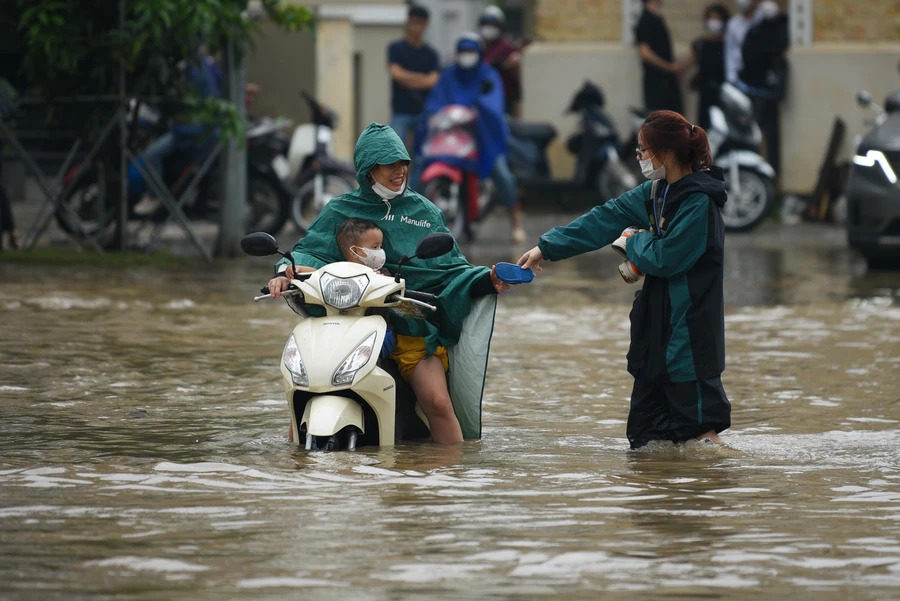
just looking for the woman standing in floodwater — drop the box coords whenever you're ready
[518,110,731,449]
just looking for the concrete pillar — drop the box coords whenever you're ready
[316,17,355,161]
[217,38,248,258]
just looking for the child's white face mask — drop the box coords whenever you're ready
[351,246,386,271]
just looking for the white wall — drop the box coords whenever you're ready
[780,44,900,193]
[246,22,316,126]
[417,0,488,66]
[521,41,900,194]
[520,42,697,182]
[354,25,404,133]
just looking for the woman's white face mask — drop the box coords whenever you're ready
[371,178,406,200]
[457,52,480,69]
[705,18,724,35]
[639,154,667,181]
[759,0,779,19]
[480,25,501,42]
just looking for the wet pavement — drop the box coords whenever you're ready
[1,213,899,600]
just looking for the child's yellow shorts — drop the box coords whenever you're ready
[389,335,449,381]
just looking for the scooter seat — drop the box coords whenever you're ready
[629,106,649,119]
[508,120,557,146]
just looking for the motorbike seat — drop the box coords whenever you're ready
[629,107,649,119]
[508,120,557,146]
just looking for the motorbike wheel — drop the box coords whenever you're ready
[423,176,465,241]
[597,160,639,201]
[304,427,361,451]
[246,174,289,235]
[291,171,356,235]
[721,168,776,232]
[54,162,121,249]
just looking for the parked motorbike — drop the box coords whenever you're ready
[509,80,638,203]
[56,101,294,248]
[286,91,357,234]
[242,231,458,450]
[847,79,900,269]
[419,105,494,241]
[624,83,776,232]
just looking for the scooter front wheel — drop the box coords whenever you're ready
[304,426,361,452]
[424,177,465,241]
[721,168,776,232]
[291,171,356,235]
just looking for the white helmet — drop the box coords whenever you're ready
[479,5,506,28]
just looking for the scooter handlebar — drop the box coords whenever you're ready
[403,290,439,304]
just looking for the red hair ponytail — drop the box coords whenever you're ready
[639,110,712,172]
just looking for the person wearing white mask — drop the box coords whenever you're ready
[724,0,761,85]
[683,4,731,130]
[421,34,526,242]
[478,6,523,118]
[518,111,731,450]
[739,0,789,177]
[268,123,511,444]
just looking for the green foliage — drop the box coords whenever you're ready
[12,0,313,139]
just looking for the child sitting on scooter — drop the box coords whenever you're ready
[336,218,450,383]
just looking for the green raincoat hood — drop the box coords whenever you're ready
[353,123,411,197]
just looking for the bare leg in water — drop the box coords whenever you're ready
[409,355,463,444]
[695,430,723,443]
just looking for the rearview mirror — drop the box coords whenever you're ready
[857,90,873,107]
[414,233,455,259]
[241,232,279,257]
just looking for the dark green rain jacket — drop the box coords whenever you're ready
[276,123,492,356]
[538,169,728,384]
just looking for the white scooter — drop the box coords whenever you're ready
[286,92,357,235]
[242,231,484,450]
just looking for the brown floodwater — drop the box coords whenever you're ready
[1,221,899,600]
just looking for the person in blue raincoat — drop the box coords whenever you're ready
[417,33,526,243]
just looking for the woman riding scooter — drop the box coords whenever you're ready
[268,123,510,444]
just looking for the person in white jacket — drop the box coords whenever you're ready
[724,0,761,84]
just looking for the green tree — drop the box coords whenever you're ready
[9,0,313,139]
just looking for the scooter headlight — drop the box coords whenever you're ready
[320,273,369,310]
[853,150,898,184]
[282,335,308,387]
[332,331,377,386]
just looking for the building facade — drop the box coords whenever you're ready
[526,0,900,193]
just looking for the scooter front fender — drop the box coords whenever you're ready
[421,162,464,185]
[716,150,776,179]
[301,395,365,437]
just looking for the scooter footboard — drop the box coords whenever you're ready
[300,395,365,437]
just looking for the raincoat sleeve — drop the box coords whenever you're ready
[537,182,651,262]
[396,196,490,354]
[626,193,709,279]
[274,203,344,273]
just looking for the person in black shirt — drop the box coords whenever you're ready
[387,5,440,151]
[686,4,730,130]
[739,0,789,176]
[634,0,689,114]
